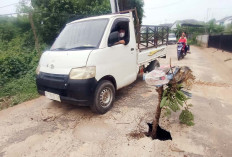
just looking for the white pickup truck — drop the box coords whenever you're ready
[36,11,168,114]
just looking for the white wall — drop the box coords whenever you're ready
[196,35,209,47]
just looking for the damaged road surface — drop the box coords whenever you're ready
[1,45,232,157]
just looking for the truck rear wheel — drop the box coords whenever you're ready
[91,80,115,114]
[145,60,160,72]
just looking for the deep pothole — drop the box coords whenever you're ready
[146,123,172,141]
[128,123,172,141]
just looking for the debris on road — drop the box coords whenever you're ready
[127,131,145,140]
[224,58,232,62]
[144,60,195,139]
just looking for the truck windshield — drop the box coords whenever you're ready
[50,19,109,51]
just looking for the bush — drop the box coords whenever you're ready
[0,49,39,83]
[0,55,27,78]
[0,53,40,109]
[179,109,194,126]
[0,15,44,109]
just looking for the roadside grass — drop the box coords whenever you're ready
[0,67,39,110]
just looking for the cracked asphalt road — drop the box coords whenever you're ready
[0,45,232,157]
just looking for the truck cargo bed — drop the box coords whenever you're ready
[138,45,167,66]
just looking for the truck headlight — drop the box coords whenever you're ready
[69,66,96,80]
[36,65,40,75]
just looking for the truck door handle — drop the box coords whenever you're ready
[131,48,134,51]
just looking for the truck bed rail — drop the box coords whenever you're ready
[115,8,169,50]
[138,25,169,50]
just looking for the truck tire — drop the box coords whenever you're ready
[145,60,160,72]
[91,80,115,114]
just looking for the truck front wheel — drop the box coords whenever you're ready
[91,80,115,114]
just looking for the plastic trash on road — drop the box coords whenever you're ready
[144,65,195,87]
[158,65,170,73]
[144,69,169,86]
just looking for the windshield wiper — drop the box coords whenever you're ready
[65,46,96,51]
[50,48,67,51]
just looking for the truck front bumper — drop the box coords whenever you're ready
[36,72,97,105]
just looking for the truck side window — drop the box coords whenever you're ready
[108,18,130,46]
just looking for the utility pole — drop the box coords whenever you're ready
[110,0,119,13]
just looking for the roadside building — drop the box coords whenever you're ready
[216,16,232,27]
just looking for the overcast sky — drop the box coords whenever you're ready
[0,0,19,15]
[1,0,232,25]
[143,0,232,25]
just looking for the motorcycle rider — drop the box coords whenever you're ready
[178,33,187,55]
[178,33,187,43]
[181,32,189,53]
[181,32,187,43]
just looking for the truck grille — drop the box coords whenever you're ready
[37,72,69,91]
[40,72,67,82]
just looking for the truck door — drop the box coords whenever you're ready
[106,18,137,88]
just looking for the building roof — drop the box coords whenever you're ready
[176,19,204,25]
[172,19,204,27]
[159,23,173,28]
[217,16,232,23]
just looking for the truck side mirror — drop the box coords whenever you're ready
[108,31,119,47]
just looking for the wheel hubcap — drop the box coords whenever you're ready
[99,87,112,108]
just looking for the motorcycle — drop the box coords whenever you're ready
[177,42,186,60]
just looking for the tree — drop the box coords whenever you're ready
[206,19,224,34]
[0,17,17,42]
[31,0,111,44]
[118,0,144,24]
[0,15,34,50]
[174,24,184,39]
[225,24,232,33]
[145,65,195,139]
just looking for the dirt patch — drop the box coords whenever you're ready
[195,80,232,87]
[127,131,145,140]
[0,96,12,110]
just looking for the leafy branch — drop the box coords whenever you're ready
[160,64,195,126]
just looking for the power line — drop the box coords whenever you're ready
[0,11,87,17]
[0,12,22,16]
[144,0,182,10]
[0,2,18,9]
